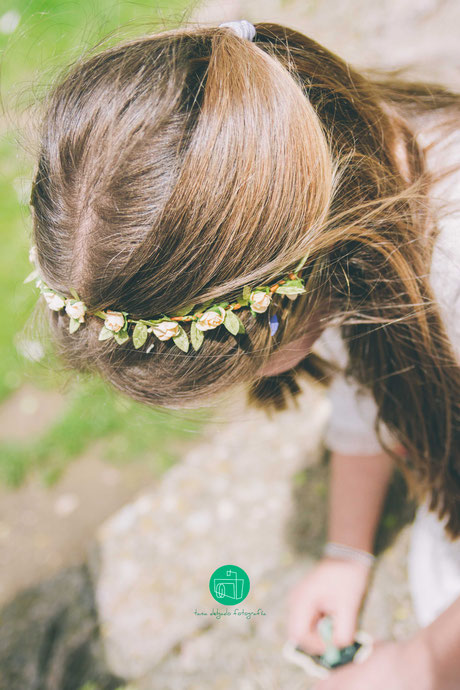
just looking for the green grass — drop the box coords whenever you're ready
[0,375,211,487]
[0,0,212,485]
[0,0,199,90]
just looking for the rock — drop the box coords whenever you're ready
[122,560,319,690]
[0,564,125,690]
[129,533,418,690]
[133,535,418,690]
[89,382,329,679]
[134,566,314,690]
[362,527,419,641]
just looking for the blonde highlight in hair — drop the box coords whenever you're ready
[29,22,460,534]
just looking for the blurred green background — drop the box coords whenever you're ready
[0,0,210,488]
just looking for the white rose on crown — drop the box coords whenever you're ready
[104,310,125,333]
[151,321,180,341]
[43,291,66,311]
[196,307,226,331]
[65,299,87,323]
[249,291,271,313]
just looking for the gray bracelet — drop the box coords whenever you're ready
[323,541,376,568]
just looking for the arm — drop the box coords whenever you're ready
[289,328,403,652]
[287,448,396,652]
[328,449,395,553]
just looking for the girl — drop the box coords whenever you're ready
[27,21,460,688]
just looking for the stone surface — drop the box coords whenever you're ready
[89,381,329,679]
[134,564,313,690]
[135,534,419,690]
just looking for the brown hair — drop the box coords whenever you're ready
[29,23,460,534]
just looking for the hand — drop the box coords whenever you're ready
[287,557,372,654]
[312,636,434,690]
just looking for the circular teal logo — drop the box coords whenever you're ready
[209,565,250,605]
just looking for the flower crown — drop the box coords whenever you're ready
[25,246,310,353]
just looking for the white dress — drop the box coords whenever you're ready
[312,122,460,627]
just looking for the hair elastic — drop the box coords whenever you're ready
[218,20,256,41]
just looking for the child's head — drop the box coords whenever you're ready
[29,22,460,533]
[29,23,337,409]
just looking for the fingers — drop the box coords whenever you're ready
[288,587,356,653]
[298,608,326,655]
[288,599,323,653]
[287,586,326,654]
[286,560,368,657]
[332,605,358,648]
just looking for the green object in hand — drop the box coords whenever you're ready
[317,616,341,666]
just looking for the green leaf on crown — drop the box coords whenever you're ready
[69,287,80,301]
[98,325,114,341]
[147,318,167,326]
[195,298,215,314]
[236,314,246,334]
[173,326,189,353]
[190,321,204,351]
[69,318,81,334]
[293,249,310,274]
[277,278,305,289]
[174,303,195,317]
[132,322,149,349]
[242,285,251,301]
[276,279,306,296]
[119,313,129,332]
[114,330,130,345]
[223,310,240,336]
